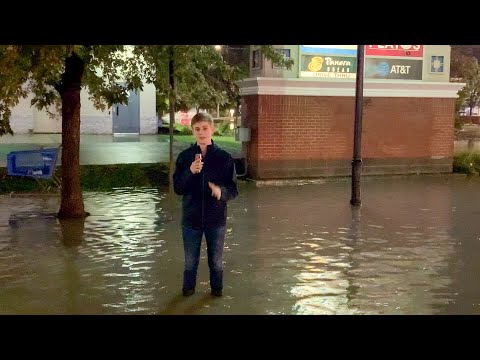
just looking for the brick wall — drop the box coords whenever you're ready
[242,95,456,179]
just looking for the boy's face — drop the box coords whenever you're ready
[192,120,214,146]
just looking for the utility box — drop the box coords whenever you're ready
[235,127,251,142]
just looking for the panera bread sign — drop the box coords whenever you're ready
[366,45,423,58]
[300,55,357,78]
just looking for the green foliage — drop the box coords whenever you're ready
[135,45,239,112]
[79,164,169,189]
[450,46,480,116]
[174,124,193,135]
[1,44,294,136]
[171,120,234,137]
[156,92,169,116]
[0,164,170,193]
[135,45,294,116]
[453,151,480,175]
[260,45,295,70]
[0,45,146,136]
[214,120,234,136]
[160,134,241,154]
[450,46,478,79]
[454,114,463,130]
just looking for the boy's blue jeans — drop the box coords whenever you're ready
[182,225,226,291]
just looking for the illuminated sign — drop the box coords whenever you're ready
[365,58,423,80]
[300,45,357,56]
[430,56,444,73]
[365,45,423,57]
[300,55,357,78]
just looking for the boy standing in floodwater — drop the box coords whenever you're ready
[173,113,238,297]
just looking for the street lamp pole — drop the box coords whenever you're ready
[169,45,176,197]
[350,45,365,207]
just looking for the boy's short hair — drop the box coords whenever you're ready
[191,112,214,127]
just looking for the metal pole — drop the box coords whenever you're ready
[350,45,364,206]
[169,46,175,196]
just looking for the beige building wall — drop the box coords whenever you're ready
[8,85,156,135]
[250,45,299,79]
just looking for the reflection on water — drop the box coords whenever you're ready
[0,175,480,314]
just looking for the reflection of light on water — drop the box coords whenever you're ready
[290,269,359,315]
[78,188,169,313]
[289,234,360,315]
[1,176,478,314]
[347,231,455,314]
[289,221,456,315]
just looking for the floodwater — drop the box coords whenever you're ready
[1,174,480,315]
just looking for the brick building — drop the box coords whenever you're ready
[237,45,465,179]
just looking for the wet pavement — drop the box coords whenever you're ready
[0,174,480,315]
[0,134,241,167]
[0,132,474,168]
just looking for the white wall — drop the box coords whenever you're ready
[423,45,451,82]
[79,89,112,134]
[8,84,157,135]
[10,95,34,134]
[139,83,157,134]
[33,103,62,133]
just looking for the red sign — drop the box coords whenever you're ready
[365,45,423,57]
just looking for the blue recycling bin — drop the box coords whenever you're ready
[7,148,59,179]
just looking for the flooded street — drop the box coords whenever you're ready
[1,174,480,315]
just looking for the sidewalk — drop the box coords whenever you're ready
[0,134,172,144]
[0,134,242,167]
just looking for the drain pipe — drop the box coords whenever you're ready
[233,100,250,178]
[236,145,248,178]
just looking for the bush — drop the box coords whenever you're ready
[454,115,463,130]
[174,124,193,135]
[214,121,234,137]
[172,122,231,137]
[453,151,480,175]
[0,164,170,194]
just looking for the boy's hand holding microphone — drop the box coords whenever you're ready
[190,153,221,200]
[190,153,203,174]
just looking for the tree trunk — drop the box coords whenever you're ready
[59,218,86,247]
[57,52,88,219]
[164,46,176,222]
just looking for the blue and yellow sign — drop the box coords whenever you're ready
[301,55,357,79]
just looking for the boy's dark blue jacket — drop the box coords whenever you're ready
[173,141,238,229]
